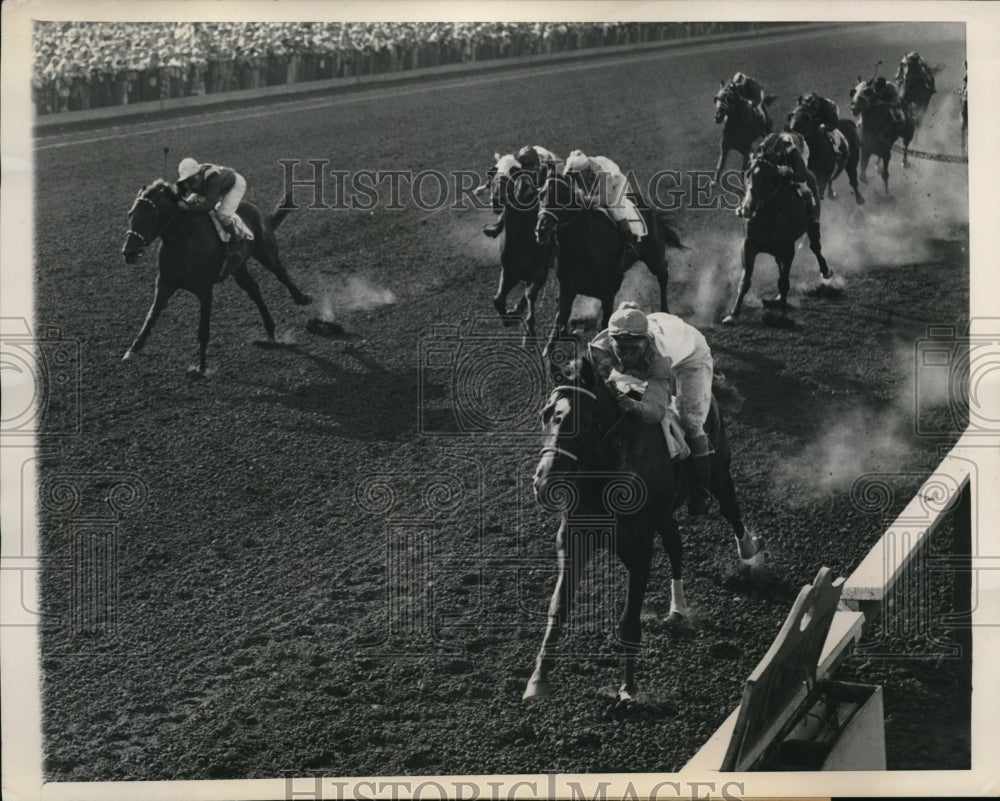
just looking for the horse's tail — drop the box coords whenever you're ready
[653,211,686,251]
[270,191,295,230]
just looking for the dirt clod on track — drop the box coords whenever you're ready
[33,22,969,780]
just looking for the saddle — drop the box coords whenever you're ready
[209,210,255,243]
[609,373,691,461]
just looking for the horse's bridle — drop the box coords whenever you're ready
[539,383,627,465]
[126,189,179,250]
[743,157,783,219]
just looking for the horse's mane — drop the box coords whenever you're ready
[146,178,179,201]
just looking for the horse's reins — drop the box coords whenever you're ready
[539,384,628,464]
[126,191,181,249]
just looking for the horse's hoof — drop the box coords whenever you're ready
[821,269,834,281]
[617,685,637,706]
[254,338,279,348]
[522,678,551,700]
[122,350,134,362]
[186,367,207,380]
[721,314,736,326]
[295,293,313,306]
[855,195,866,206]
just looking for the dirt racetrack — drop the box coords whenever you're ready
[32,21,970,779]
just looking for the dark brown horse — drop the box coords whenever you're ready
[121,180,311,376]
[786,103,865,205]
[723,155,831,324]
[525,355,762,703]
[713,81,775,183]
[534,173,684,358]
[487,154,554,345]
[849,77,915,192]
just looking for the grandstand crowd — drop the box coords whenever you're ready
[33,20,774,115]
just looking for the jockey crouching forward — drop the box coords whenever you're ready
[800,92,841,131]
[590,302,715,515]
[895,51,936,99]
[483,144,562,239]
[176,158,249,272]
[742,132,820,227]
[730,71,768,128]
[562,149,646,267]
[871,76,907,135]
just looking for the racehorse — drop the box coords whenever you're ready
[534,173,684,358]
[897,58,938,130]
[121,179,312,376]
[722,154,832,324]
[713,80,775,183]
[487,153,554,344]
[849,77,914,192]
[786,103,865,206]
[525,355,763,703]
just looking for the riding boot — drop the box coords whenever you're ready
[687,434,713,516]
[483,210,506,238]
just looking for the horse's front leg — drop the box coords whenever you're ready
[493,266,520,326]
[524,520,587,700]
[807,221,831,281]
[193,288,214,376]
[124,276,177,361]
[881,152,892,196]
[233,265,277,343]
[859,150,870,184]
[617,534,653,704]
[542,285,576,361]
[659,516,690,621]
[722,237,757,324]
[714,142,730,185]
[522,274,546,346]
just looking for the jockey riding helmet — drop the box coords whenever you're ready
[608,302,648,339]
[563,149,590,175]
[178,158,201,182]
[517,146,540,170]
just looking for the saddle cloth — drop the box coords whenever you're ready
[609,372,691,461]
[209,210,255,243]
[827,128,849,160]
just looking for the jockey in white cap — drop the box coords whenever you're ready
[483,144,562,238]
[176,157,249,270]
[589,301,715,515]
[562,149,646,263]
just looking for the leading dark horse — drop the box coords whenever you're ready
[713,81,775,183]
[849,77,915,193]
[786,103,865,206]
[121,180,312,375]
[525,355,763,702]
[487,154,554,345]
[723,155,831,324]
[534,173,684,358]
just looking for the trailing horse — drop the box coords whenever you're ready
[713,81,775,183]
[525,355,763,703]
[722,155,831,324]
[486,153,554,345]
[849,77,915,192]
[534,173,684,358]
[121,180,311,376]
[786,103,865,206]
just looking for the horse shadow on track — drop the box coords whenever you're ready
[236,343,419,442]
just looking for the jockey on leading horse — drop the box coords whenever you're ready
[740,131,820,226]
[589,302,716,515]
[895,51,936,103]
[729,71,769,129]
[176,157,250,272]
[561,149,645,265]
[483,145,562,238]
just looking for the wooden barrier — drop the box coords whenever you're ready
[685,440,974,772]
